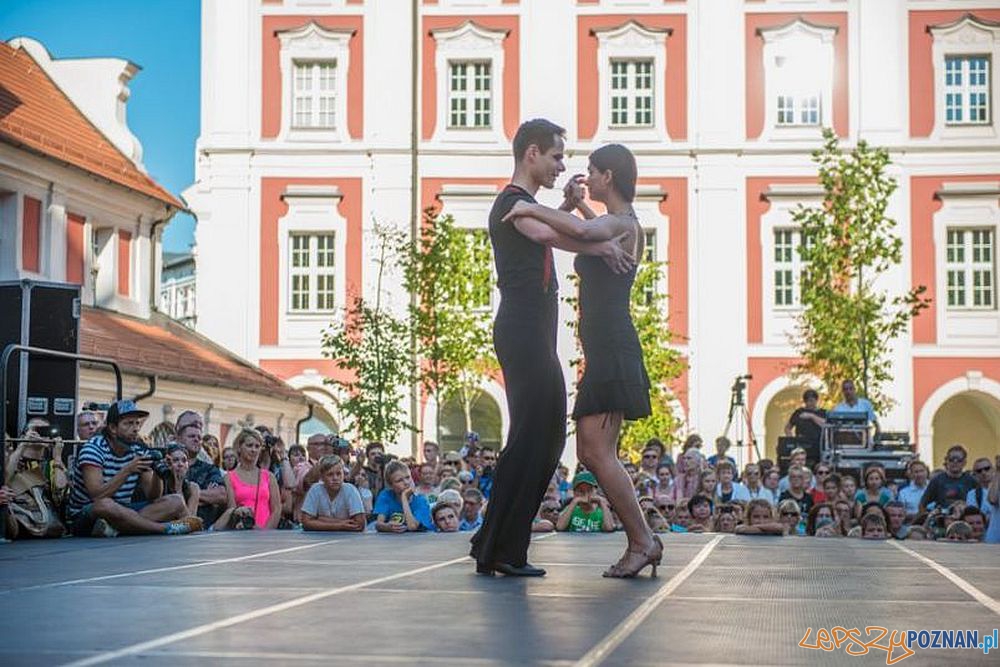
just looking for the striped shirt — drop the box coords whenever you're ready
[68,434,144,516]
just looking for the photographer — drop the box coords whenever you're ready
[66,400,201,536]
[352,442,387,498]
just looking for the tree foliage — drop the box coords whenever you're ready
[322,225,414,443]
[793,128,929,411]
[399,209,498,436]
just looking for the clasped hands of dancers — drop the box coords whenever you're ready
[469,119,661,579]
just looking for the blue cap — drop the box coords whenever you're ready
[106,399,150,424]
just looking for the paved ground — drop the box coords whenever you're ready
[0,530,998,666]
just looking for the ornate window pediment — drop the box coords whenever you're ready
[929,14,1000,141]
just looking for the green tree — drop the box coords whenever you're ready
[564,259,686,460]
[399,209,498,439]
[793,128,929,411]
[322,225,414,443]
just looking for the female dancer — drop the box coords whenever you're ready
[504,144,661,577]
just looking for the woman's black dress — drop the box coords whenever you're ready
[571,249,651,420]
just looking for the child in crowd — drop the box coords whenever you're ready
[860,512,888,540]
[373,461,433,533]
[163,444,200,517]
[855,465,893,507]
[432,503,460,532]
[735,498,786,535]
[300,456,366,532]
[557,472,614,533]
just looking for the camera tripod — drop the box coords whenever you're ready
[722,374,762,463]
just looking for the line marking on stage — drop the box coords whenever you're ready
[60,555,471,667]
[5,538,344,594]
[574,534,725,667]
[890,540,1000,617]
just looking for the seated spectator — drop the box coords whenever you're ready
[742,464,774,504]
[966,457,994,523]
[356,442,388,499]
[163,444,200,517]
[300,456,366,532]
[175,411,212,465]
[810,464,833,503]
[373,461,433,533]
[422,440,442,473]
[687,495,714,532]
[415,462,440,504]
[985,455,1000,544]
[557,472,614,533]
[672,499,693,532]
[201,434,222,468]
[715,504,739,533]
[176,420,226,528]
[644,505,672,534]
[715,461,750,504]
[778,448,810,494]
[66,400,200,537]
[698,469,718,499]
[777,499,805,536]
[763,468,782,504]
[221,447,237,471]
[860,512,888,540]
[215,429,281,530]
[638,444,662,483]
[960,507,986,542]
[439,476,462,493]
[436,489,463,513]
[432,503,460,532]
[735,498,785,535]
[681,433,704,461]
[460,488,484,531]
[906,526,930,540]
[884,501,908,539]
[643,437,673,467]
[654,462,674,498]
[806,503,840,537]
[779,466,815,517]
[353,471,374,514]
[855,464,893,507]
[898,460,929,519]
[821,472,842,504]
[920,445,977,512]
[670,451,702,501]
[532,500,560,533]
[76,410,101,442]
[944,521,973,542]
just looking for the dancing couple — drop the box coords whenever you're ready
[470,119,660,578]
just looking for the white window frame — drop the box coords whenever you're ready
[944,227,995,310]
[930,15,1000,141]
[277,21,354,143]
[291,60,337,130]
[447,60,493,130]
[593,20,670,143]
[277,185,348,354]
[760,184,825,346]
[758,19,836,141]
[288,232,338,314]
[431,21,508,144]
[933,182,1000,347]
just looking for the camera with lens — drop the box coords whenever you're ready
[144,449,171,478]
[731,374,753,393]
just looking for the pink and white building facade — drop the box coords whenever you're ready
[186,0,1000,466]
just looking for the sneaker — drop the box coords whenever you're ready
[164,516,204,535]
[90,518,119,538]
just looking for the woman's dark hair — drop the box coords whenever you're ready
[288,444,306,459]
[512,118,566,161]
[589,143,637,202]
[806,502,835,536]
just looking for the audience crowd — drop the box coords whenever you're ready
[2,401,998,547]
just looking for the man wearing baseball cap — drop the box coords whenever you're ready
[66,399,202,537]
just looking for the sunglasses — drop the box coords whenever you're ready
[657,504,675,511]
[947,456,966,463]
[781,511,800,517]
[815,469,830,475]
[975,466,992,473]
[642,454,658,460]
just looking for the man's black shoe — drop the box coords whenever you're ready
[493,562,546,577]
[475,562,496,576]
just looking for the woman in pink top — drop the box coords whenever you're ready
[670,450,702,502]
[216,429,280,529]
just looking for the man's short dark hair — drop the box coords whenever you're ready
[644,438,665,456]
[365,441,384,455]
[512,118,565,161]
[803,389,819,401]
[462,488,484,503]
[962,506,984,520]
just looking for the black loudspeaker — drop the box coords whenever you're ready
[777,436,821,475]
[0,280,80,440]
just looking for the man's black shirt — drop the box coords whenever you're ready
[788,407,827,444]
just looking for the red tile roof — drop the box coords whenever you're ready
[80,306,306,403]
[0,41,184,209]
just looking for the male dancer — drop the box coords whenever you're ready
[470,119,634,576]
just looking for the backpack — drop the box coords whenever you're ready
[7,465,66,539]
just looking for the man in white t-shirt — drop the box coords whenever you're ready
[301,456,366,531]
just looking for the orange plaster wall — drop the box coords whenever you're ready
[745,176,816,344]
[117,230,131,297]
[638,177,688,339]
[747,356,801,421]
[577,14,687,141]
[259,358,350,383]
[21,196,41,273]
[745,12,849,140]
[420,176,510,217]
[261,15,364,140]
[912,357,1000,435]
[66,212,85,285]
[910,173,1000,345]
[909,10,1000,138]
[259,177,364,347]
[421,16,520,141]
